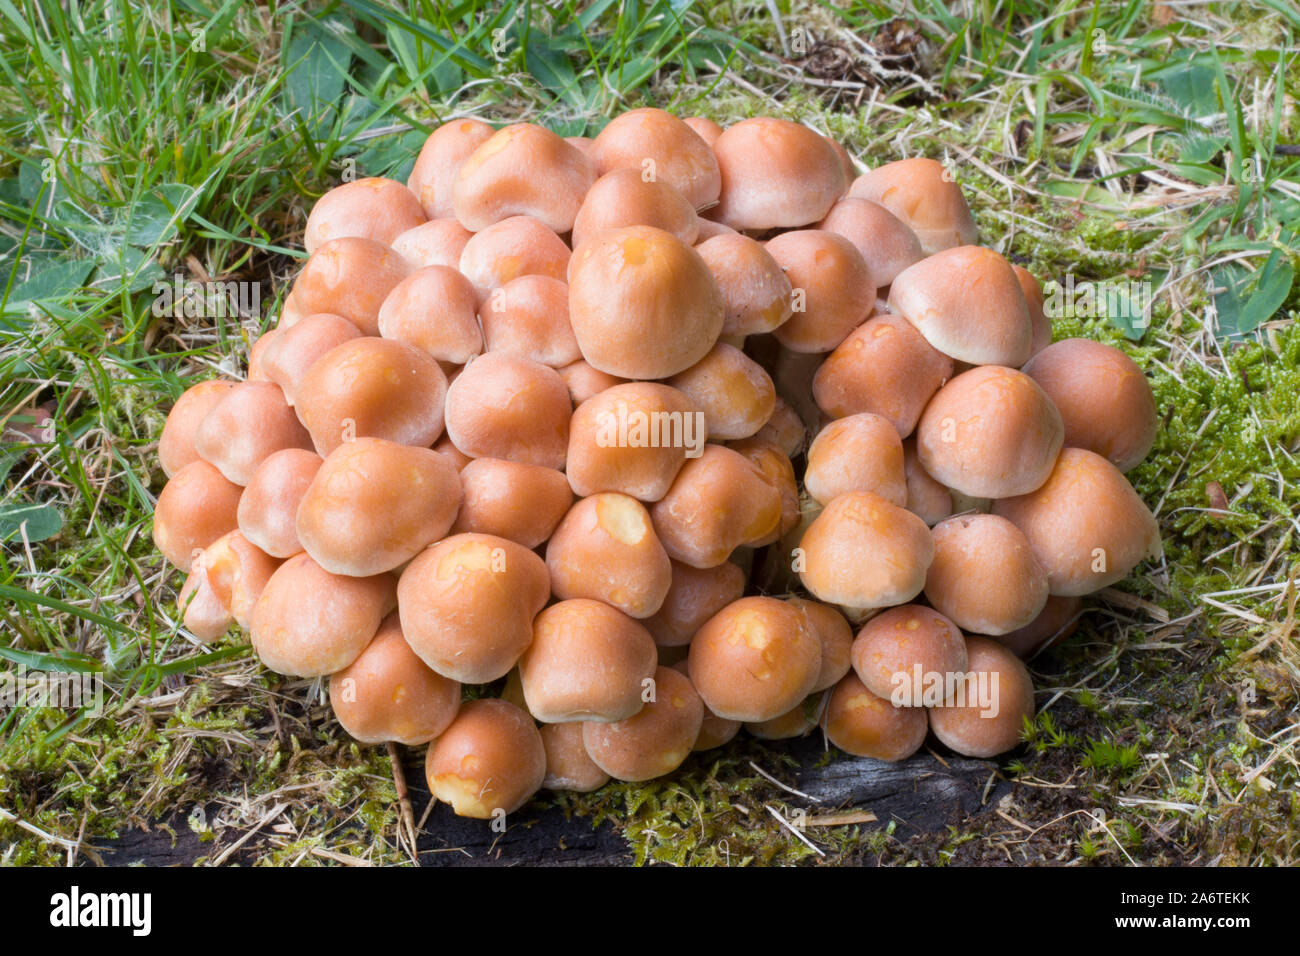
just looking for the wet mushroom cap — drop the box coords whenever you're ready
[158,379,235,478]
[823,671,928,761]
[540,722,610,792]
[711,117,846,230]
[581,665,704,782]
[153,460,244,572]
[848,157,978,255]
[924,513,1049,636]
[425,699,546,818]
[304,177,426,254]
[804,412,907,507]
[292,236,411,336]
[850,604,968,703]
[237,448,323,559]
[927,636,1036,758]
[450,457,573,549]
[590,107,722,209]
[443,352,571,470]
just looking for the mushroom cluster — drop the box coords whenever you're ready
[153,108,1163,820]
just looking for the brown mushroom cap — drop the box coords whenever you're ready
[457,214,571,298]
[812,313,953,436]
[1021,338,1157,473]
[390,217,475,270]
[408,118,496,219]
[682,116,723,147]
[767,230,875,353]
[377,266,482,365]
[649,444,782,569]
[925,514,1049,635]
[295,337,448,457]
[236,448,322,559]
[304,177,426,255]
[443,352,571,469]
[559,360,627,407]
[193,381,313,486]
[259,313,362,407]
[992,447,1162,596]
[571,167,700,249]
[246,328,280,382]
[295,437,461,577]
[566,382,701,502]
[540,722,611,792]
[159,380,236,478]
[153,460,243,572]
[728,435,799,545]
[902,437,953,527]
[292,237,411,336]
[178,529,280,640]
[669,658,741,750]
[711,117,846,230]
[991,594,1084,659]
[479,274,581,368]
[753,396,807,458]
[848,157,978,255]
[644,560,746,647]
[850,604,968,703]
[745,694,822,740]
[889,246,1033,367]
[278,290,305,330]
[452,123,596,233]
[928,636,1035,758]
[581,665,704,781]
[915,365,1064,498]
[397,533,550,683]
[425,698,546,817]
[826,136,859,188]
[798,491,935,609]
[568,225,724,380]
[451,457,572,549]
[804,412,907,507]
[790,598,854,692]
[665,342,775,441]
[1013,265,1052,358]
[328,612,461,745]
[688,596,822,722]
[695,233,794,338]
[519,598,658,722]
[823,671,928,761]
[250,552,396,677]
[590,107,722,210]
[816,197,924,290]
[546,494,672,619]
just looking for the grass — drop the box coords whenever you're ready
[1,0,1298,866]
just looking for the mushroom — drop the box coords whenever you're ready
[901,437,953,527]
[478,274,581,368]
[644,560,745,647]
[825,136,859,189]
[236,448,323,559]
[249,553,396,677]
[728,435,799,545]
[665,342,775,441]
[407,117,496,219]
[246,329,280,382]
[443,352,571,469]
[745,694,822,740]
[558,359,627,407]
[451,457,572,549]
[304,177,426,254]
[152,460,243,572]
[425,699,546,817]
[158,379,235,477]
[925,514,1049,635]
[711,117,845,230]
[850,604,968,704]
[570,167,700,249]
[396,533,550,683]
[568,225,724,380]
[377,265,482,366]
[848,157,978,255]
[434,433,473,472]
[822,671,928,761]
[518,598,658,722]
[590,107,721,209]
[193,380,313,485]
[804,412,907,507]
[992,447,1162,596]
[328,612,461,745]
[581,665,704,781]
[457,214,571,299]
[990,594,1084,659]
[682,115,723,147]
[390,218,474,270]
[540,722,610,792]
[178,529,280,640]
[1021,338,1157,473]
[1013,264,1052,358]
[278,290,305,329]
[767,230,875,353]
[259,312,362,406]
[790,598,854,692]
[928,636,1035,758]
[816,197,924,291]
[292,237,411,336]
[669,659,741,751]
[295,437,462,577]
[915,365,1064,499]
[694,233,794,338]
[753,396,806,458]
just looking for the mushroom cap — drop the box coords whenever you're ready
[816,197,924,289]
[798,491,935,609]
[590,107,722,210]
[407,118,496,219]
[457,214,571,298]
[396,533,550,683]
[566,382,700,501]
[425,699,546,817]
[260,313,363,407]
[390,217,474,270]
[519,598,658,722]
[812,312,953,436]
[246,328,280,382]
[915,365,1064,499]
[848,157,978,255]
[745,695,821,740]
[804,412,907,507]
[278,290,305,329]
[581,665,704,781]
[451,457,573,549]
[571,167,700,249]
[304,177,426,255]
[711,117,846,230]
[159,379,236,478]
[237,447,323,559]
[695,233,793,337]
[295,437,461,577]
[682,116,723,147]
[823,671,928,761]
[693,217,737,241]
[1021,338,1157,473]
[927,636,1035,758]
[728,435,799,545]
[328,613,461,745]
[992,447,1161,596]
[669,659,741,750]
[925,514,1049,635]
[443,352,571,470]
[901,437,954,527]
[649,444,782,569]
[665,342,775,441]
[1013,265,1052,358]
[568,225,724,380]
[990,594,1084,659]
[377,266,482,365]
[559,360,627,407]
[292,237,411,336]
[753,396,807,458]
[789,598,854,692]
[152,460,243,572]
[850,604,968,703]
[194,380,313,486]
[889,246,1033,367]
[644,560,746,647]
[687,596,822,722]
[479,274,581,368]
[540,722,610,792]
[178,529,280,640]
[826,136,859,188]
[295,337,448,456]
[250,553,396,677]
[768,229,876,353]
[452,123,596,233]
